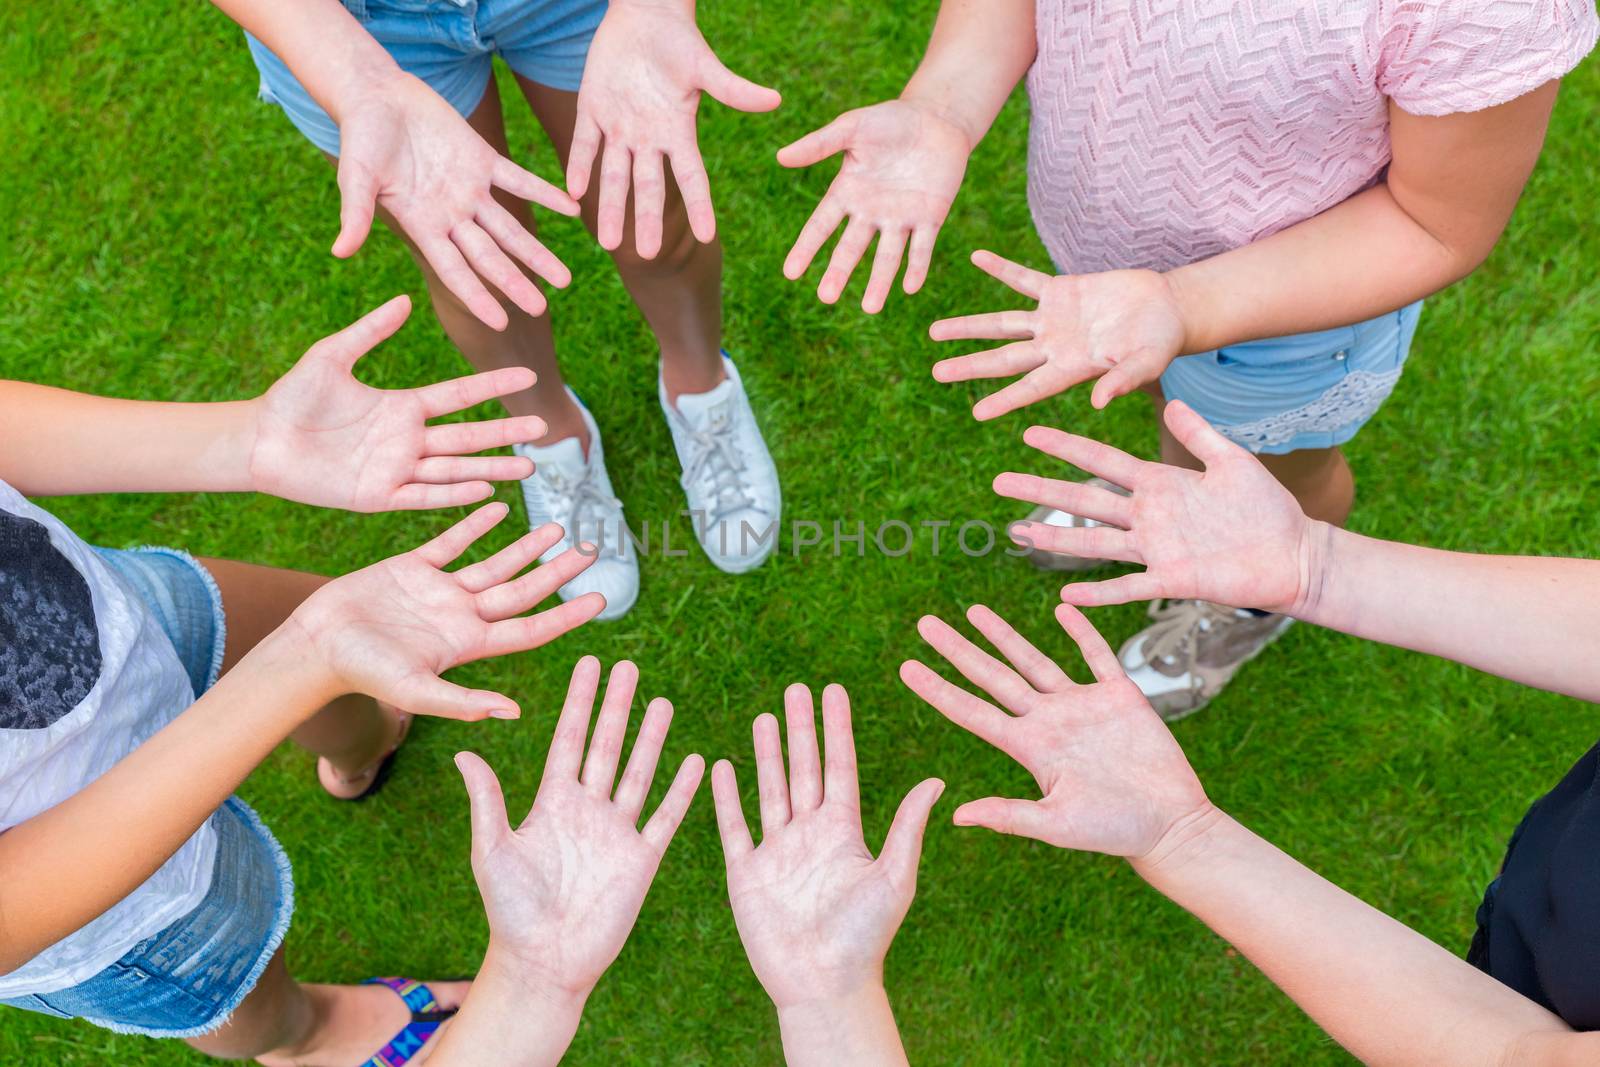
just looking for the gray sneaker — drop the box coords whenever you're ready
[1020,476,1131,571]
[1118,599,1293,721]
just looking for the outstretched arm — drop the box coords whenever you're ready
[901,603,1600,1066]
[994,399,1600,702]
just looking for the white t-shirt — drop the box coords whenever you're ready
[0,479,217,998]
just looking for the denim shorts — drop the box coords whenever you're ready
[0,548,295,1038]
[246,0,609,156]
[1159,300,1423,455]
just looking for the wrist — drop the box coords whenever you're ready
[1288,519,1338,620]
[322,46,412,125]
[260,615,347,711]
[1158,267,1205,356]
[897,86,983,155]
[479,942,593,1014]
[1128,801,1231,884]
[776,982,906,1067]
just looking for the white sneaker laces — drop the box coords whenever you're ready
[680,412,754,520]
[538,466,623,554]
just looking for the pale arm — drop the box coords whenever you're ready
[209,0,397,123]
[898,0,1037,147]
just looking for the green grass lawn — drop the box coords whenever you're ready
[3,2,1599,1064]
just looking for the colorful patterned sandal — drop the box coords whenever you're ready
[359,977,456,1066]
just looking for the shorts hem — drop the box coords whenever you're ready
[131,546,228,691]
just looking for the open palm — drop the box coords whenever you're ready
[713,685,942,1008]
[455,658,704,995]
[994,400,1315,613]
[901,604,1209,859]
[930,252,1186,418]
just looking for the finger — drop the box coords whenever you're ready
[582,660,639,797]
[876,778,945,886]
[966,604,1070,692]
[414,502,510,568]
[902,224,937,295]
[631,150,667,260]
[927,310,1034,343]
[455,751,510,857]
[953,796,1051,841]
[931,341,1043,385]
[1059,572,1167,608]
[566,112,602,200]
[753,712,790,836]
[413,454,533,485]
[666,144,716,243]
[452,220,548,319]
[698,53,782,112]
[641,753,706,853]
[392,671,518,721]
[1011,521,1144,565]
[596,141,633,252]
[818,217,875,305]
[332,158,378,258]
[916,614,1035,710]
[782,684,822,813]
[476,198,573,289]
[416,366,538,418]
[316,294,412,370]
[861,227,907,315]
[424,414,547,456]
[776,113,854,168]
[973,365,1085,422]
[1022,425,1148,490]
[416,232,507,331]
[820,683,859,811]
[1056,603,1126,684]
[455,523,564,593]
[783,196,846,281]
[541,655,603,788]
[1163,399,1241,467]
[479,591,606,658]
[711,758,754,861]
[992,472,1132,527]
[491,155,581,217]
[971,249,1050,300]
[614,696,673,822]
[389,481,495,510]
[476,544,596,622]
[897,659,1014,752]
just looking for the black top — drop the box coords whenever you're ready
[0,507,103,731]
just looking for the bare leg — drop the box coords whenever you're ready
[514,76,726,402]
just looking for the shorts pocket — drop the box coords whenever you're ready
[1215,323,1361,369]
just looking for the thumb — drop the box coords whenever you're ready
[1089,351,1166,410]
[391,671,520,722]
[455,751,511,856]
[776,112,854,168]
[1162,399,1241,467]
[877,778,945,886]
[314,294,411,372]
[952,796,1049,842]
[698,51,781,113]
[332,158,378,258]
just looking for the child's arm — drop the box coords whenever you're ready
[0,505,600,975]
[711,685,943,1066]
[901,604,1600,1067]
[993,400,1600,702]
[425,658,705,1067]
[208,0,578,329]
[0,297,541,510]
[930,84,1561,417]
[778,0,1036,313]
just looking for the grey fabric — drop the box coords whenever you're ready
[0,508,102,730]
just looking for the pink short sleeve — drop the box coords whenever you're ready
[1378,0,1599,115]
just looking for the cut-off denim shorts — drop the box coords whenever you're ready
[1159,300,1423,455]
[246,0,609,156]
[0,548,295,1038]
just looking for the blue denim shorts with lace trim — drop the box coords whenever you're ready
[1159,300,1423,455]
[0,548,295,1038]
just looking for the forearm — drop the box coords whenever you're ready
[208,0,403,120]
[776,985,909,1067]
[426,946,587,1067]
[0,629,334,974]
[0,381,259,497]
[1296,523,1600,702]
[1132,809,1590,1067]
[900,0,1036,148]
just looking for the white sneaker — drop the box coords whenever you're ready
[513,392,639,621]
[659,354,781,574]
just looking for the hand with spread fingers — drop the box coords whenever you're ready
[778,99,972,313]
[712,684,940,1066]
[333,74,580,329]
[996,400,1315,614]
[568,0,781,258]
[288,503,604,719]
[929,251,1187,418]
[249,295,550,512]
[900,603,1210,858]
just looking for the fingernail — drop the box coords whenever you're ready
[491,706,520,720]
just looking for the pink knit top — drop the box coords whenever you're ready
[1026,0,1598,275]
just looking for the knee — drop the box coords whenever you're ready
[608,197,715,280]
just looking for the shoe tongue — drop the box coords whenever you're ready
[520,435,587,478]
[673,378,736,428]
